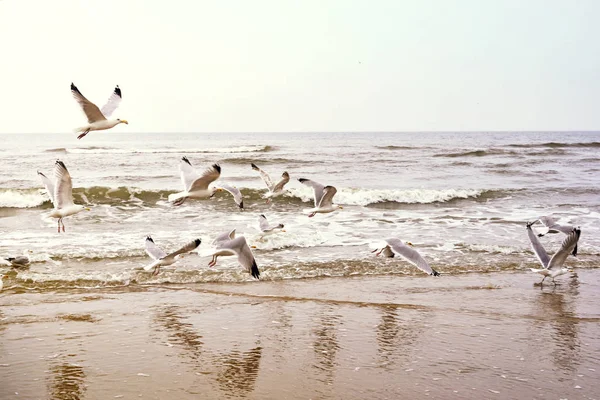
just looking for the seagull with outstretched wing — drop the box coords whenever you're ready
[71,83,128,139]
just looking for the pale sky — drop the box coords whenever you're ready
[1,0,599,133]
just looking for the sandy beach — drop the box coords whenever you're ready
[1,269,599,399]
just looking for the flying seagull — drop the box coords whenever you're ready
[168,157,243,208]
[534,216,580,256]
[298,178,342,217]
[526,222,580,285]
[208,229,260,279]
[258,214,285,235]
[144,236,201,276]
[374,238,440,276]
[251,163,290,203]
[71,83,128,139]
[38,160,90,233]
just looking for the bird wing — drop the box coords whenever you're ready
[298,178,325,207]
[145,236,167,260]
[222,236,260,279]
[100,85,122,118]
[71,83,106,123]
[251,163,274,190]
[548,228,580,270]
[258,214,270,232]
[53,161,74,209]
[38,171,56,206]
[216,183,244,208]
[526,223,550,268]
[167,238,202,258]
[318,186,337,208]
[213,229,236,246]
[272,172,290,192]
[189,162,221,192]
[386,238,438,276]
[537,216,557,228]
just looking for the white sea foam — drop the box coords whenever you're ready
[0,190,47,208]
[65,145,272,155]
[286,187,484,206]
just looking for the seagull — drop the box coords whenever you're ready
[208,229,260,279]
[298,178,342,217]
[144,236,201,276]
[71,83,128,139]
[526,222,580,285]
[38,160,90,233]
[3,256,30,268]
[250,163,290,203]
[258,214,285,235]
[374,238,440,276]
[534,216,580,256]
[168,157,243,208]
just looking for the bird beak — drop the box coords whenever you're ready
[85,208,91,211]
[568,269,574,273]
[338,206,343,209]
[121,120,129,124]
[251,245,257,249]
[282,230,286,232]
[407,242,414,246]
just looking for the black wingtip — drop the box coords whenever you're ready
[277,224,285,229]
[251,260,260,279]
[260,214,266,218]
[194,238,201,247]
[55,160,67,170]
[298,178,308,183]
[431,268,440,277]
[526,221,535,229]
[251,163,259,170]
[213,164,221,173]
[239,201,244,209]
[146,236,154,243]
[114,85,122,98]
[181,156,191,165]
[71,82,76,90]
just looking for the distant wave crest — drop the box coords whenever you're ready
[44,145,275,155]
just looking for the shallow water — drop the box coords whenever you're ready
[1,131,600,398]
[1,271,599,399]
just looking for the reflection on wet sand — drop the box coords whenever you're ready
[47,362,86,400]
[375,305,422,369]
[532,274,581,372]
[312,307,341,384]
[214,346,263,397]
[153,305,204,361]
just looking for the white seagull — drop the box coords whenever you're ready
[144,236,201,276]
[258,214,285,235]
[298,178,342,217]
[208,229,260,279]
[38,160,90,233]
[534,216,580,256]
[168,157,243,208]
[526,222,580,285]
[71,83,128,139]
[251,163,290,203]
[3,256,30,268]
[374,238,440,276]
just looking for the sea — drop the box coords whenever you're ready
[1,131,600,399]
[0,131,599,286]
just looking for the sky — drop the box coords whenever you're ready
[1,0,599,133]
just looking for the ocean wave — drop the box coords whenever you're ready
[374,145,422,150]
[434,149,519,158]
[220,157,301,165]
[508,142,600,149]
[0,186,507,208]
[43,145,275,155]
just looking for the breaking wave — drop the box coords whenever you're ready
[507,142,600,148]
[0,186,507,208]
[435,149,519,158]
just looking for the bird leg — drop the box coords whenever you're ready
[308,212,316,218]
[57,219,61,233]
[77,129,90,140]
[552,277,557,286]
[61,220,66,232]
[266,198,272,205]
[540,276,546,285]
[371,248,383,256]
[152,266,161,276]
[208,255,218,268]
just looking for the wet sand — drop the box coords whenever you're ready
[1,270,599,399]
